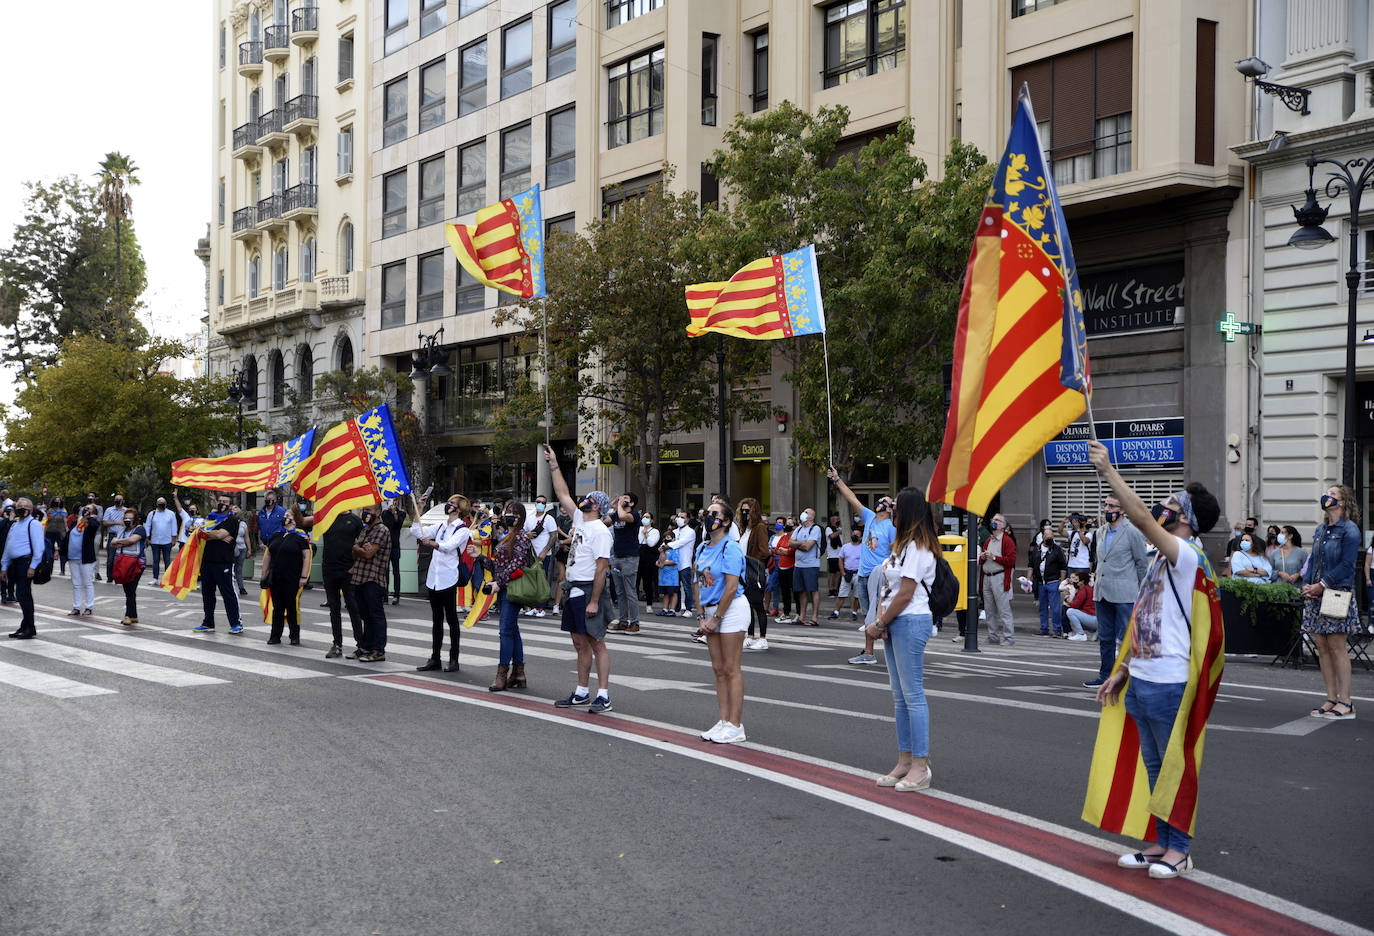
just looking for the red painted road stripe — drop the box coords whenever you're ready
[368,672,1344,936]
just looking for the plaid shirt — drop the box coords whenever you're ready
[349,521,392,587]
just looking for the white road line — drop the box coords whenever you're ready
[0,659,116,698]
[3,641,228,687]
[81,634,325,679]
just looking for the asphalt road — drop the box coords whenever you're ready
[1,577,1370,936]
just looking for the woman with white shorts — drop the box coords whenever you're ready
[696,500,749,744]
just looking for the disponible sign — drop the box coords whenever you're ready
[1044,418,1185,472]
[1080,259,1185,337]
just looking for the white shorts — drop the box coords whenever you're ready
[838,575,853,598]
[703,601,750,635]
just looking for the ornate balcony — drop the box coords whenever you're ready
[256,194,286,232]
[283,94,318,136]
[263,25,290,62]
[237,41,263,77]
[282,183,318,222]
[291,5,319,44]
[318,272,363,308]
[231,206,258,241]
[232,122,260,161]
[256,108,288,149]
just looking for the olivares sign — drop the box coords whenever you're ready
[1079,258,1184,337]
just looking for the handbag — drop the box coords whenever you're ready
[507,553,551,607]
[1312,523,1354,620]
[112,553,145,584]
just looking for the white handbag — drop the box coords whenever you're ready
[1320,587,1352,620]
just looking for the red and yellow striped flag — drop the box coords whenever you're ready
[172,429,316,492]
[444,183,546,299]
[291,403,412,540]
[686,246,825,340]
[258,586,301,624]
[926,93,1090,517]
[159,530,207,600]
[1082,544,1225,839]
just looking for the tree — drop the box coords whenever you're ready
[706,103,994,479]
[0,337,248,500]
[95,152,141,320]
[492,182,770,517]
[0,175,148,371]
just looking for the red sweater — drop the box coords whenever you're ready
[979,532,1017,590]
[1066,585,1096,616]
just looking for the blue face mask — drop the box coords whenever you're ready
[775,521,784,531]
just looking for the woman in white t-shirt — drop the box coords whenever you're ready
[865,487,940,793]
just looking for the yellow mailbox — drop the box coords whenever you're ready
[938,534,969,612]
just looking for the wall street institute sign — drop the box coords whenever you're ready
[1079,259,1185,337]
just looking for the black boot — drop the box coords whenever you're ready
[443,658,460,672]
[417,657,442,672]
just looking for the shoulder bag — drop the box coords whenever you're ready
[1314,523,1353,620]
[507,550,550,607]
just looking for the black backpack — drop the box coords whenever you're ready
[31,521,54,586]
[921,554,960,618]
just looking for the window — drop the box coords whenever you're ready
[302,56,317,98]
[219,24,226,68]
[297,345,313,401]
[270,350,286,407]
[384,76,407,146]
[243,356,259,409]
[383,169,407,238]
[337,125,353,176]
[419,155,445,226]
[338,34,354,83]
[340,221,354,273]
[248,254,261,298]
[700,163,719,208]
[751,30,769,111]
[456,266,484,314]
[823,0,907,89]
[272,156,289,196]
[1013,0,1064,16]
[301,237,316,283]
[460,0,488,14]
[1011,36,1133,187]
[546,107,575,189]
[302,145,317,185]
[460,40,487,115]
[607,0,662,28]
[337,336,354,375]
[217,179,225,225]
[601,173,659,219]
[249,88,261,124]
[458,139,487,214]
[382,261,407,327]
[219,101,226,147]
[607,47,664,149]
[273,244,288,291]
[500,123,531,198]
[546,213,575,239]
[217,271,224,306]
[420,59,445,132]
[548,0,576,78]
[385,0,408,55]
[701,34,718,126]
[275,71,289,108]
[417,251,444,321]
[502,18,532,98]
[421,0,446,37]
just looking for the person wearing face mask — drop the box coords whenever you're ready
[1225,517,1259,560]
[978,513,1018,645]
[1263,524,1281,559]
[44,498,67,577]
[638,511,661,612]
[1272,527,1307,586]
[380,500,407,605]
[656,534,680,615]
[830,527,864,621]
[1084,440,1223,880]
[542,444,615,713]
[320,505,366,659]
[670,511,698,618]
[109,508,147,625]
[191,495,243,635]
[824,513,844,598]
[346,505,392,661]
[607,493,643,634]
[482,501,532,690]
[829,468,897,665]
[1301,486,1362,719]
[770,516,797,624]
[2,498,46,639]
[1083,495,1151,688]
[64,505,102,616]
[145,494,179,582]
[257,490,287,544]
[790,507,823,627]
[524,496,558,618]
[696,500,750,742]
[176,491,205,555]
[1028,522,1068,637]
[101,493,127,583]
[259,506,313,645]
[1228,532,1271,580]
[737,498,770,650]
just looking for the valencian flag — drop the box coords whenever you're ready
[291,403,412,539]
[172,429,317,493]
[444,183,546,298]
[159,517,223,600]
[1083,542,1225,840]
[926,89,1090,517]
[457,516,494,612]
[685,245,826,340]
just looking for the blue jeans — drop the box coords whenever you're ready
[766,568,778,609]
[1065,608,1096,636]
[679,568,696,612]
[498,590,524,666]
[885,613,933,757]
[856,574,872,621]
[1095,600,1133,680]
[1124,677,1191,854]
[149,543,172,580]
[1037,584,1062,634]
[200,562,241,628]
[541,553,556,609]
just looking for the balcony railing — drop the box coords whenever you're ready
[283,94,317,127]
[238,41,263,67]
[318,272,361,307]
[283,183,317,214]
[232,122,258,152]
[263,25,290,57]
[257,194,283,224]
[232,206,257,232]
[291,5,319,35]
[256,108,284,142]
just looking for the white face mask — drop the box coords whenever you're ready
[675,517,686,528]
[1276,533,1287,546]
[1240,539,1252,552]
[641,517,652,527]
[801,512,812,524]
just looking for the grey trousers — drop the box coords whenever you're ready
[984,580,1015,642]
[610,555,641,624]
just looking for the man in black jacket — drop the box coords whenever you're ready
[1030,522,1068,636]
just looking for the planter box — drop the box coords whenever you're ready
[1219,589,1299,656]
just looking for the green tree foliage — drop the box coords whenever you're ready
[0,337,247,500]
[706,103,994,478]
[0,176,149,372]
[493,183,770,516]
[95,151,141,320]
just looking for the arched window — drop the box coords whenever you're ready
[301,237,315,283]
[340,221,354,273]
[337,335,354,375]
[249,8,261,42]
[273,243,287,291]
[297,344,314,400]
[273,0,286,25]
[270,349,286,408]
[247,254,261,298]
[248,87,261,124]
[243,355,259,410]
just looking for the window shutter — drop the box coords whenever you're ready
[1094,35,1133,118]
[339,37,353,83]
[1050,48,1093,157]
[1010,59,1051,119]
[1194,22,1215,166]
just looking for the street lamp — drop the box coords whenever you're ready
[226,366,248,450]
[1288,153,1374,500]
[409,327,451,379]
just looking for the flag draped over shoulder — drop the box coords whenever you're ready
[1082,543,1225,839]
[445,183,545,298]
[291,403,412,540]
[172,429,317,492]
[686,245,825,340]
[926,90,1090,517]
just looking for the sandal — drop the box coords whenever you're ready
[1148,855,1194,879]
[67,608,81,617]
[1311,698,1337,717]
[81,609,93,616]
[1117,850,1166,869]
[1323,701,1357,720]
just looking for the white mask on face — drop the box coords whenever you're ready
[801,512,812,524]
[675,517,686,528]
[1276,533,1287,546]
[641,516,652,527]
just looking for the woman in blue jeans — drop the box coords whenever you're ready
[483,502,531,692]
[866,487,942,792]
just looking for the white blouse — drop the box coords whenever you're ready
[412,518,472,591]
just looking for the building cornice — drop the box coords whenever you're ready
[1233,118,1374,167]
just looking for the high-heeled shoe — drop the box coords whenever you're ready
[1147,855,1194,879]
[894,766,932,792]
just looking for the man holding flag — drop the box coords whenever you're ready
[191,495,244,635]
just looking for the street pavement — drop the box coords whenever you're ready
[1,576,1371,936]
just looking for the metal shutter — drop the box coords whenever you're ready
[1048,474,1184,523]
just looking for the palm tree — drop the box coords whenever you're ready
[95,152,140,319]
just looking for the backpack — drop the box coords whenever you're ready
[32,521,54,586]
[921,553,960,618]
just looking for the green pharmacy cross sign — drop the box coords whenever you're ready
[1216,311,1260,342]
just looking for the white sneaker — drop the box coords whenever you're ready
[691,633,708,644]
[930,624,939,638]
[978,610,986,620]
[713,723,746,744]
[701,720,726,740]
[457,606,469,614]
[532,609,546,618]
[848,652,877,665]
[680,609,695,618]
[1067,633,1088,641]
[742,637,758,650]
[754,638,768,651]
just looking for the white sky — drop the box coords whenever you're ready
[0,1,211,402]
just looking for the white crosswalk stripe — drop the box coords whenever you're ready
[0,658,116,698]
[3,640,229,687]
[82,634,326,679]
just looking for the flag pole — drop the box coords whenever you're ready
[542,298,551,448]
[822,328,835,468]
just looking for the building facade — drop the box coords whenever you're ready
[208,0,369,442]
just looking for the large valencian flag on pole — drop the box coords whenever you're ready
[926,89,1090,517]
[445,183,546,299]
[291,403,412,539]
[171,429,317,492]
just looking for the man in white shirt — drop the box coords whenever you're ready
[524,496,559,618]
[102,494,127,582]
[669,511,697,616]
[145,495,180,582]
